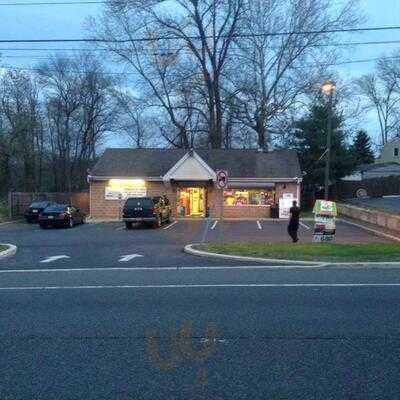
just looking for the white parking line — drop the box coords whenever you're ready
[299,222,311,230]
[40,255,70,264]
[115,226,125,231]
[1,283,400,291]
[211,220,218,230]
[119,254,144,262]
[163,221,178,230]
[257,221,262,230]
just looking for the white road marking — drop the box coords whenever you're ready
[299,222,311,230]
[257,221,262,230]
[0,221,15,226]
[163,221,178,230]
[0,265,319,274]
[115,226,125,231]
[1,283,400,291]
[211,220,218,230]
[119,254,144,262]
[40,255,70,264]
[200,338,229,344]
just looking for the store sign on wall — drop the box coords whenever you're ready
[105,187,147,200]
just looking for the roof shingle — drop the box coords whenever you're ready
[90,148,301,179]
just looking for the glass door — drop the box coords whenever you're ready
[177,188,205,217]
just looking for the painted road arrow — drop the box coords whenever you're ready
[40,255,70,264]
[119,254,144,262]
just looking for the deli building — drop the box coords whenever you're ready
[88,148,302,219]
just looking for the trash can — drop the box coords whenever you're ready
[270,204,279,219]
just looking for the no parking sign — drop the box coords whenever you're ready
[216,170,228,189]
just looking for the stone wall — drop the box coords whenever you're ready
[338,202,400,232]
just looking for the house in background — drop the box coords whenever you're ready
[377,138,400,164]
[342,138,400,182]
[341,162,400,181]
[88,148,302,220]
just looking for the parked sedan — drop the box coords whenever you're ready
[39,204,86,229]
[24,201,55,223]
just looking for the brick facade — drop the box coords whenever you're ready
[90,179,300,219]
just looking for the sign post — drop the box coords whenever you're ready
[216,170,228,220]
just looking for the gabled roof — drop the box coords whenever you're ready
[89,148,301,179]
[358,162,400,172]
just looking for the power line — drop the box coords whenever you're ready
[0,25,400,44]
[1,38,400,52]
[0,1,103,5]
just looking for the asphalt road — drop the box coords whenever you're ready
[0,220,397,399]
[0,266,400,399]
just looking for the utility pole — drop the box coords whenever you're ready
[321,80,336,200]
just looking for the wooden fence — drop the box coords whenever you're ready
[8,191,90,218]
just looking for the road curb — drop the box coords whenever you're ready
[184,244,324,266]
[184,244,400,269]
[0,244,17,260]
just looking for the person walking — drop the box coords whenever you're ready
[288,200,301,243]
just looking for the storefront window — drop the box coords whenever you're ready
[223,189,275,206]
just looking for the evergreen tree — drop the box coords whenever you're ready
[351,130,375,165]
[288,100,354,187]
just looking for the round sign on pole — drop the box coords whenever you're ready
[216,170,228,189]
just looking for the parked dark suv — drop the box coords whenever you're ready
[24,201,55,223]
[123,196,171,229]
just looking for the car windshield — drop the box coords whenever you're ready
[125,198,153,207]
[44,204,67,212]
[30,202,50,208]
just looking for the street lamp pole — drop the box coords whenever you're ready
[321,80,336,200]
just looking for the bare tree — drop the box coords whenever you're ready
[92,0,243,148]
[38,55,116,191]
[230,0,358,150]
[0,70,44,191]
[357,63,400,146]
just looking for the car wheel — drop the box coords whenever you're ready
[154,215,162,229]
[125,222,132,230]
[26,218,32,224]
[81,217,86,225]
[39,224,47,229]
[68,218,74,228]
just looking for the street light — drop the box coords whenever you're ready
[321,79,336,200]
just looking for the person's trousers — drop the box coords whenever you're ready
[288,224,299,242]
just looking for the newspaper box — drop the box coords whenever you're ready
[312,200,337,242]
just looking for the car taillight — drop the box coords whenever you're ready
[150,208,156,214]
[59,213,66,218]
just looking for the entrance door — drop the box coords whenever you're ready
[177,188,205,217]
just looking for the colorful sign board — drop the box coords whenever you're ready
[313,200,338,216]
[312,200,337,241]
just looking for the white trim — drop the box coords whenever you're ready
[88,175,163,182]
[163,150,217,182]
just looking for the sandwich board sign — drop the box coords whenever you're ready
[216,170,228,189]
[312,200,338,242]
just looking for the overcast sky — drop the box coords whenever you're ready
[0,0,399,146]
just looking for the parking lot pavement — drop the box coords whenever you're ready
[206,219,390,244]
[0,218,391,270]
